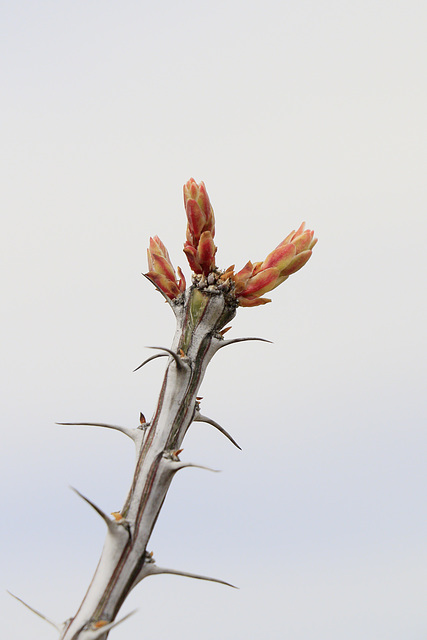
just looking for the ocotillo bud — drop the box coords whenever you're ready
[233,223,317,307]
[146,235,186,299]
[183,178,217,276]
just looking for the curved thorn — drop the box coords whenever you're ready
[7,591,61,631]
[194,412,242,450]
[142,272,176,310]
[133,352,168,372]
[70,487,114,531]
[215,336,272,351]
[146,565,238,589]
[146,346,185,370]
[57,422,136,441]
[173,461,220,473]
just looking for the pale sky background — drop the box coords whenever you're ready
[1,1,426,639]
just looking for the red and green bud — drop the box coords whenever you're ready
[147,180,316,307]
[146,235,186,300]
[233,223,317,306]
[183,179,217,276]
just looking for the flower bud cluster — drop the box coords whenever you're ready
[145,179,316,307]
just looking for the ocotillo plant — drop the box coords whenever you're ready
[11,179,317,639]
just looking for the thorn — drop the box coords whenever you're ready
[71,487,130,540]
[162,450,219,472]
[146,346,186,370]
[196,396,203,401]
[215,336,272,351]
[7,591,61,631]
[133,352,169,372]
[93,620,109,628]
[174,461,220,473]
[218,326,232,336]
[193,412,242,450]
[71,487,113,529]
[146,565,238,589]
[57,421,136,442]
[162,449,184,462]
[139,412,146,424]
[178,348,186,357]
[162,448,184,462]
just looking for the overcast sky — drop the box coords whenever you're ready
[1,1,426,639]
